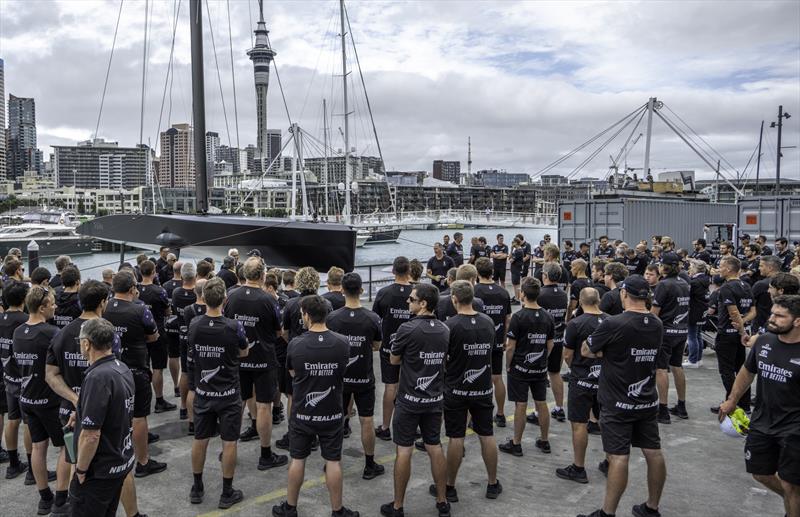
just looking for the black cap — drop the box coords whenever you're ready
[661,252,681,265]
[203,257,214,264]
[740,234,750,240]
[619,274,650,299]
[247,249,262,258]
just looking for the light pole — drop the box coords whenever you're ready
[769,105,791,196]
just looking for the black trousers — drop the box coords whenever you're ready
[69,474,126,517]
[715,334,751,411]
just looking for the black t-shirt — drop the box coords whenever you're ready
[745,333,800,436]
[690,249,712,264]
[751,277,773,332]
[287,330,349,430]
[537,285,569,342]
[474,282,511,349]
[471,245,491,263]
[326,306,381,389]
[444,313,495,399]
[372,283,413,357]
[189,315,248,400]
[104,298,158,369]
[599,287,624,316]
[446,242,464,267]
[162,279,182,299]
[138,284,170,329]
[0,310,28,393]
[47,317,90,412]
[652,276,690,336]
[491,244,509,268]
[507,307,554,381]
[74,354,136,479]
[564,312,607,389]
[217,268,238,290]
[716,279,754,335]
[688,273,710,325]
[436,296,484,322]
[170,286,197,328]
[427,255,455,290]
[322,291,346,311]
[588,311,663,414]
[735,246,748,262]
[623,255,648,276]
[53,290,82,329]
[595,245,615,258]
[13,322,60,408]
[510,247,525,269]
[391,315,449,413]
[224,286,281,370]
[570,278,592,302]
[534,263,570,291]
[49,274,63,290]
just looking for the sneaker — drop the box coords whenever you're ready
[682,360,702,368]
[148,432,160,444]
[535,439,551,454]
[657,406,671,425]
[51,500,71,517]
[363,463,385,480]
[587,421,602,435]
[561,371,574,382]
[154,399,177,413]
[556,464,588,484]
[5,461,27,479]
[190,485,204,504]
[436,501,451,517]
[380,502,404,517]
[331,506,359,517]
[598,459,609,477]
[0,447,8,463]
[239,426,259,442]
[218,489,244,509]
[486,480,503,499]
[276,433,290,450]
[273,406,285,425]
[415,440,427,452]
[551,407,566,422]
[577,510,606,517]
[669,404,689,420]
[498,438,523,457]
[526,412,539,425]
[187,423,194,435]
[428,484,458,502]
[272,501,298,517]
[375,426,391,441]
[258,452,289,471]
[343,420,352,439]
[37,498,53,516]
[632,502,662,517]
[494,414,506,427]
[179,408,188,420]
[135,459,168,478]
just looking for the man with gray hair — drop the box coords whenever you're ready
[752,255,783,333]
[101,268,114,287]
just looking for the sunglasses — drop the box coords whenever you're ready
[407,296,419,303]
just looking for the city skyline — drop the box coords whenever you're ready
[0,0,798,182]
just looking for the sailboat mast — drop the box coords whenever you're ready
[190,0,209,213]
[339,0,351,223]
[323,98,329,217]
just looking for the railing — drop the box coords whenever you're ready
[319,261,396,302]
[349,209,557,227]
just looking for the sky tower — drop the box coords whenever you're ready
[247,0,276,168]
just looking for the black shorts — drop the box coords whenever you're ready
[510,267,522,286]
[131,367,153,418]
[193,397,243,441]
[492,265,506,283]
[180,337,189,372]
[745,431,800,485]
[167,334,180,359]
[600,409,660,455]
[567,382,598,423]
[657,335,687,369]
[392,403,442,447]
[289,421,343,461]
[0,383,6,414]
[5,389,22,420]
[240,369,278,404]
[507,375,547,403]
[343,386,375,418]
[69,473,126,517]
[380,352,400,384]
[277,365,290,395]
[21,405,65,447]
[548,341,564,373]
[148,335,168,370]
[443,396,493,438]
[491,349,504,375]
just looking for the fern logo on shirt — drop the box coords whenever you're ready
[305,387,333,408]
[415,371,439,391]
[627,376,651,397]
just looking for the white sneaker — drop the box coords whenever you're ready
[682,360,702,368]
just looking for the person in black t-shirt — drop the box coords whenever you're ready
[490,234,509,287]
[435,264,485,321]
[326,272,384,481]
[172,262,198,415]
[162,260,183,299]
[775,237,795,272]
[182,280,209,434]
[752,256,782,333]
[514,234,532,278]
[68,318,135,517]
[381,283,451,517]
[509,237,525,303]
[578,275,666,517]
[474,258,511,427]
[322,267,346,311]
[599,262,628,316]
[568,258,592,319]
[685,261,710,368]
[273,296,358,517]
[52,266,82,329]
[690,238,712,264]
[217,256,239,290]
[103,271,165,479]
[719,295,800,512]
[500,277,555,458]
[188,278,248,509]
[594,235,615,259]
[557,288,606,484]
[441,281,502,500]
[538,262,569,423]
[591,260,611,298]
[371,257,413,442]
[427,243,455,292]
[445,232,464,267]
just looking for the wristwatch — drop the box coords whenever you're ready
[76,467,88,475]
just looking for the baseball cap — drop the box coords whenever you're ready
[619,274,650,299]
[661,252,681,266]
[247,249,262,258]
[740,233,751,240]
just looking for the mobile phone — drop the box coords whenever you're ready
[62,425,76,464]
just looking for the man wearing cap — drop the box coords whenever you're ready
[736,235,751,262]
[578,275,666,517]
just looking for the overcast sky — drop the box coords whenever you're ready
[1,0,798,183]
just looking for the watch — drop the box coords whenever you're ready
[76,467,88,475]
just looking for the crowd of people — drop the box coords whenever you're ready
[0,231,798,517]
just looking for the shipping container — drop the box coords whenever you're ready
[558,196,738,251]
[737,196,800,245]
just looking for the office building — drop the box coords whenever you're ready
[432,160,460,183]
[158,123,194,187]
[53,138,150,189]
[0,58,5,179]
[7,94,43,179]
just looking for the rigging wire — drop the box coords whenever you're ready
[138,0,150,145]
[93,0,125,140]
[226,0,241,151]
[205,0,233,149]
[266,33,295,130]
[663,103,741,176]
[567,109,643,180]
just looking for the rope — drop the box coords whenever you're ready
[204,0,233,149]
[567,109,643,180]
[664,103,741,176]
[226,0,241,151]
[93,0,125,140]
[266,33,295,129]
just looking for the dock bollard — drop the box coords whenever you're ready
[27,240,40,271]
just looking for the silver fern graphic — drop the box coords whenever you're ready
[200,366,221,384]
[672,312,688,325]
[588,365,601,378]
[347,355,360,368]
[247,340,257,349]
[305,387,333,408]
[463,365,488,384]
[20,374,33,391]
[627,376,651,398]
[415,371,439,392]
[1,356,10,368]
[495,323,503,332]
[525,351,544,364]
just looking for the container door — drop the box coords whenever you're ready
[591,201,624,243]
[558,202,590,247]
[738,197,782,243]
[784,197,800,245]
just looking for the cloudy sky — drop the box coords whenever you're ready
[1,0,798,183]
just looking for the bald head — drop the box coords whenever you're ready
[579,287,600,309]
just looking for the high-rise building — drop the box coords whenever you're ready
[215,144,240,173]
[53,138,150,189]
[0,58,5,180]
[158,123,194,187]
[432,160,461,184]
[304,155,384,185]
[205,131,219,183]
[7,93,42,179]
[247,3,276,165]
[264,129,281,172]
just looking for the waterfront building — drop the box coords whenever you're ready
[473,169,531,188]
[53,139,150,189]
[158,123,194,188]
[205,131,219,176]
[432,160,461,183]
[0,58,5,179]
[6,94,43,179]
[304,155,383,185]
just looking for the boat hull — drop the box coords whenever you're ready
[77,214,357,271]
[0,237,94,258]
[364,227,402,245]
